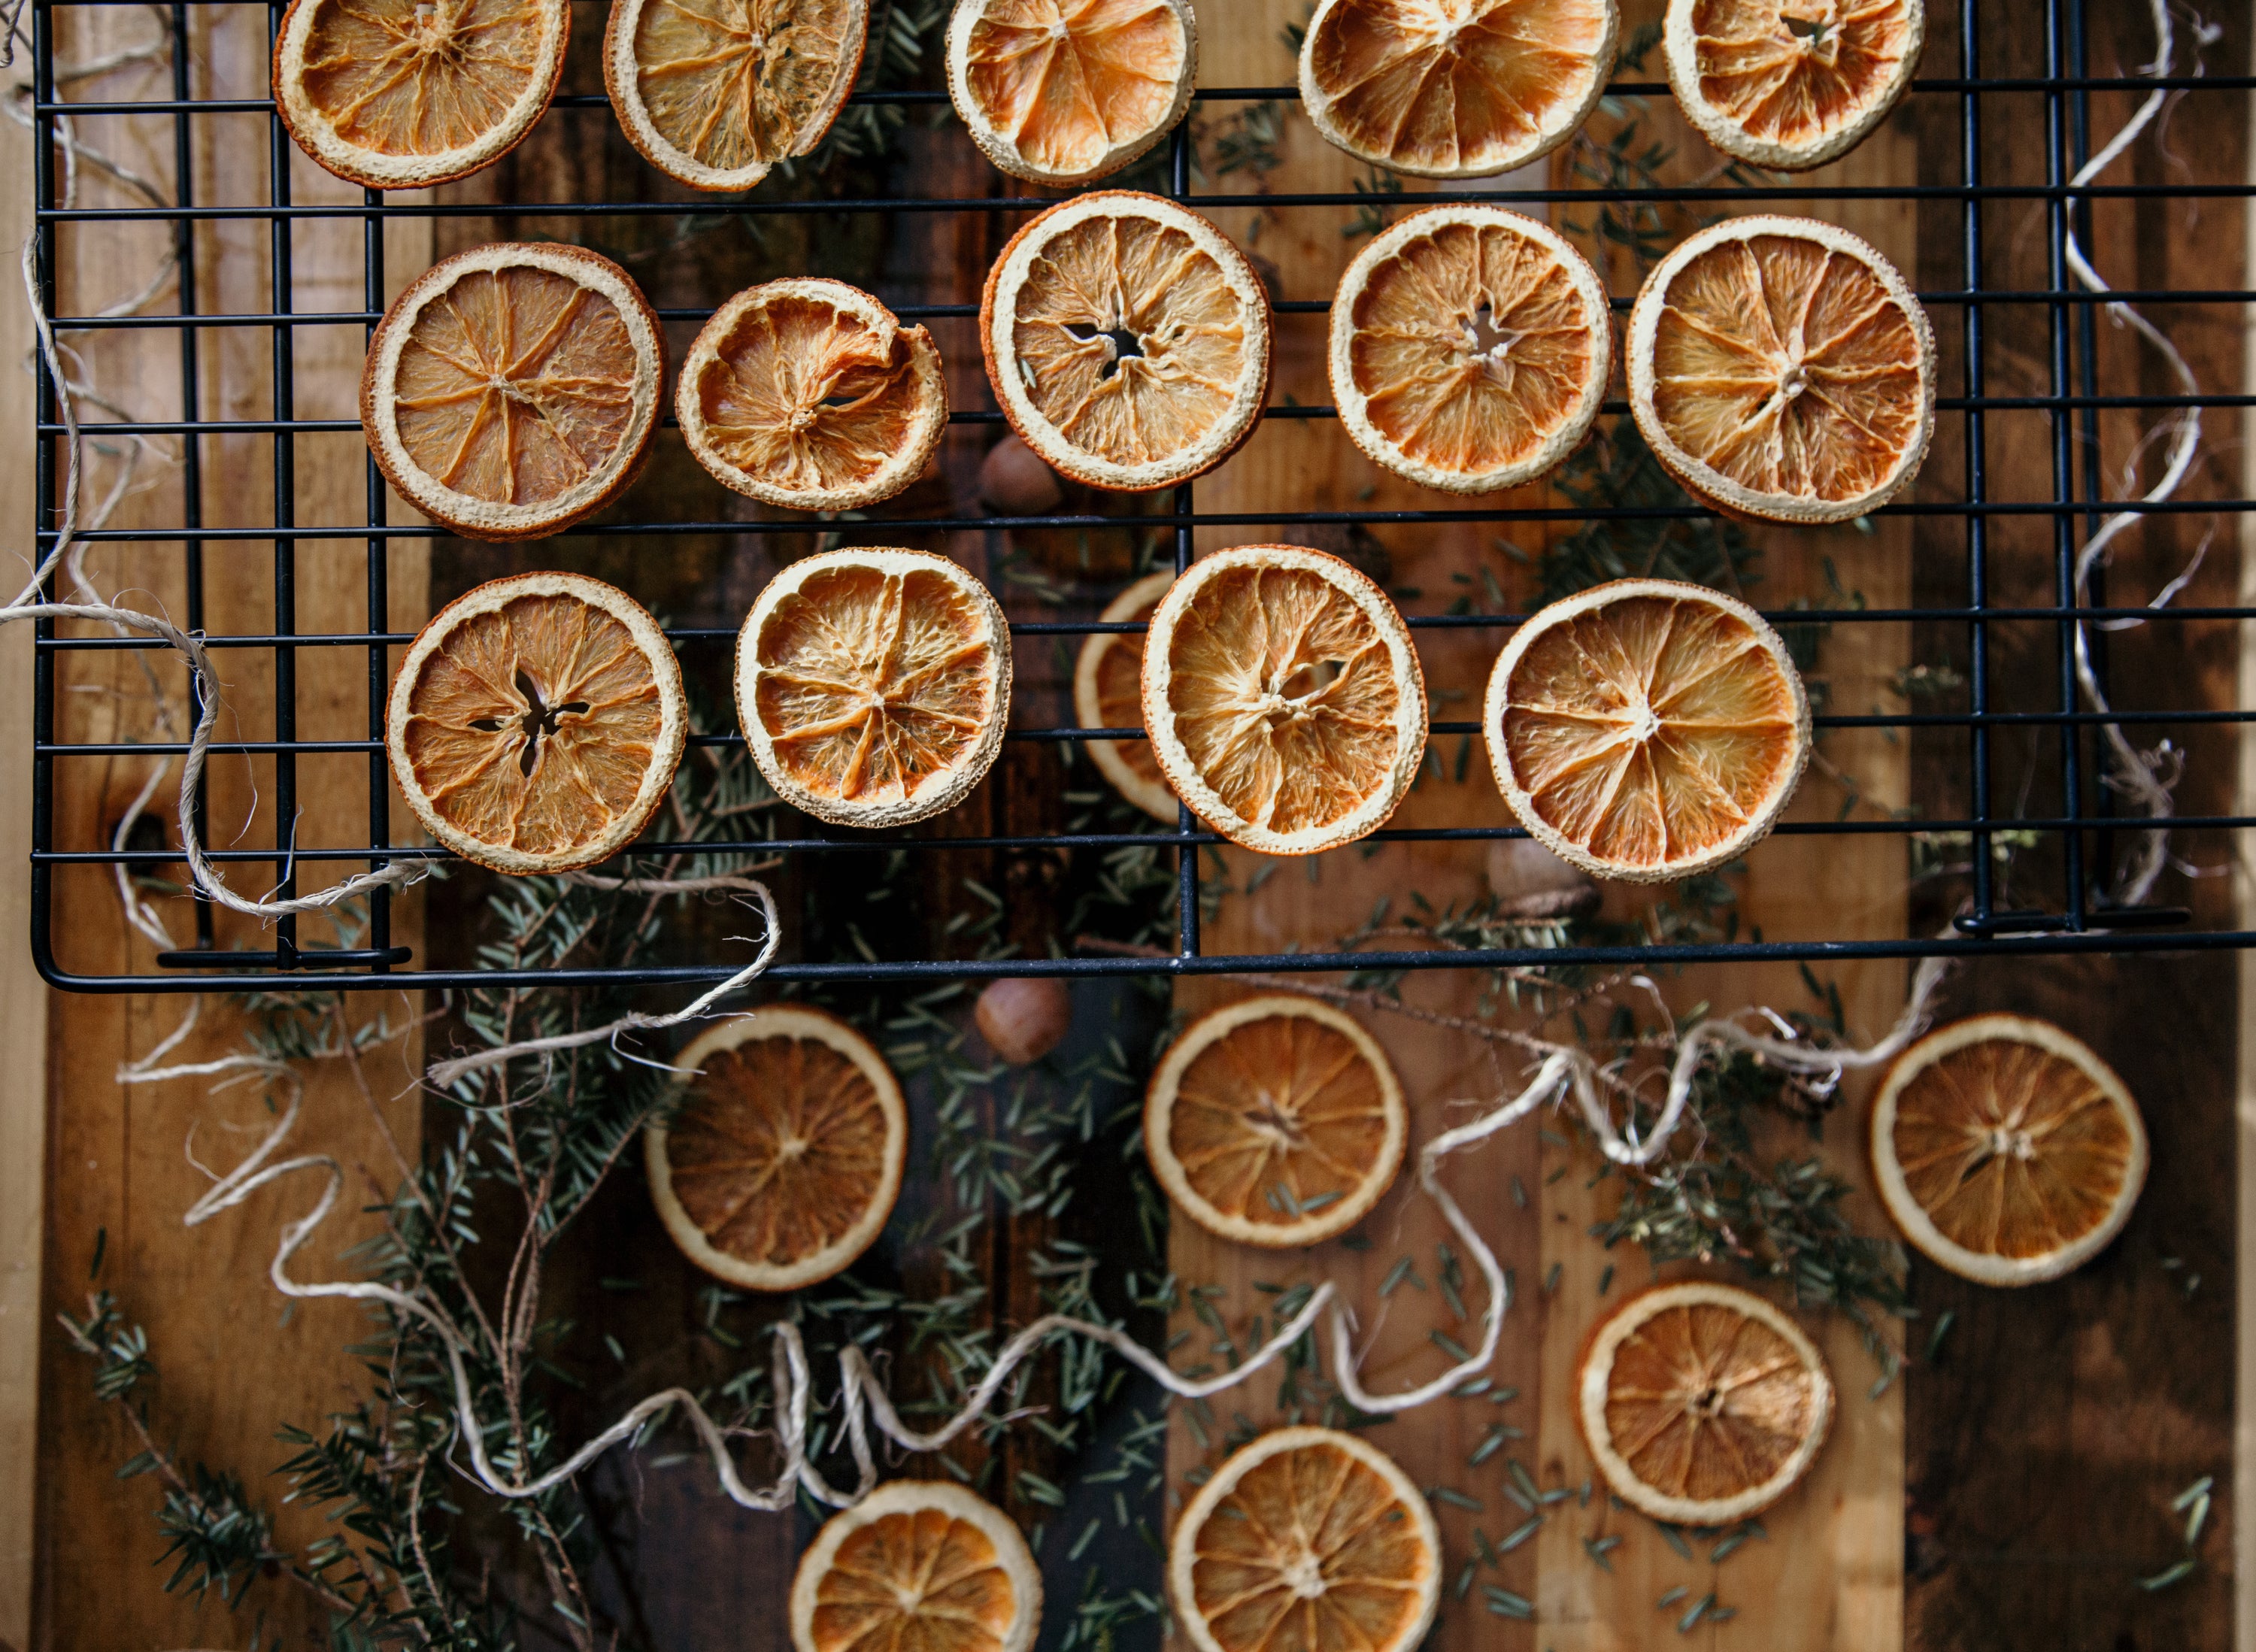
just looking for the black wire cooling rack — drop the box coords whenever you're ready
[27,0,2256,993]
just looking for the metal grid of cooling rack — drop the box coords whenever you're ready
[26,0,2256,992]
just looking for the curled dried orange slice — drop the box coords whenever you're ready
[1072,570,1177,823]
[1142,545,1425,856]
[605,0,868,191]
[946,0,1197,185]
[1330,204,1612,495]
[387,572,687,874]
[678,279,948,512]
[1870,1014,2148,1287]
[736,548,1013,828]
[1627,214,1934,524]
[274,0,569,189]
[1665,0,1924,172]
[1170,1427,1441,1652]
[1299,0,1618,179]
[1578,1281,1835,1525]
[791,1481,1042,1652]
[362,244,664,542]
[983,192,1272,493]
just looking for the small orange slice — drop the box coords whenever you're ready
[1665,0,1926,172]
[1169,1427,1441,1652]
[1870,1014,2148,1287]
[947,0,1198,185]
[387,572,687,874]
[1144,996,1407,1247]
[1072,570,1178,823]
[678,279,948,511]
[790,1481,1042,1652]
[1578,1281,1836,1525]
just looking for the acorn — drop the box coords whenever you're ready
[978,434,1064,516]
[975,976,1074,1065]
[1486,837,1600,920]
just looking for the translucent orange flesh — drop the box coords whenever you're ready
[1164,567,1402,838]
[1600,1302,1822,1503]
[810,1508,1019,1652]
[1347,218,1597,474]
[1891,1038,2136,1260]
[965,0,1186,174]
[752,565,999,807]
[1169,1014,1390,1229]
[1690,0,1917,147]
[400,593,665,859]
[1500,594,1798,868]
[633,0,859,171]
[1305,0,1611,174]
[1651,234,1923,502]
[393,267,639,506]
[298,0,548,157]
[1010,213,1249,467]
[1092,605,1163,789]
[1189,1444,1433,1652]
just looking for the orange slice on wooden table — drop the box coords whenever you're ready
[649,1005,908,1290]
[790,1481,1042,1652]
[1627,214,1934,524]
[1578,1281,1836,1525]
[678,279,948,511]
[1870,1014,2148,1287]
[274,0,569,189]
[362,244,664,542]
[1170,1426,1441,1652]
[737,547,1013,828]
[387,571,687,874]
[1145,996,1407,1247]
[1484,578,1809,883]
[983,191,1272,493]
[947,0,1198,186]
[605,0,869,191]
[1072,570,1178,823]
[1665,0,1924,172]
[1299,0,1618,179]
[1142,546,1425,856]
[1330,204,1612,496]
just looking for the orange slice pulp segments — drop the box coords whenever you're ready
[791,1482,1042,1652]
[951,0,1194,183]
[1072,570,1177,823]
[1666,0,1924,169]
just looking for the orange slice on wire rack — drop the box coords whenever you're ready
[1298,0,1618,179]
[790,1480,1042,1652]
[947,0,1198,186]
[274,0,569,189]
[1627,214,1934,525]
[1664,0,1926,172]
[387,571,687,875]
[678,279,948,511]
[1484,578,1810,883]
[1330,203,1612,496]
[1870,1014,2148,1287]
[736,547,1013,828]
[983,191,1272,493]
[1072,570,1178,823]
[362,243,664,542]
[1144,995,1407,1247]
[1578,1281,1836,1525]
[1142,545,1425,857]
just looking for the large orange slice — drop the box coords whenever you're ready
[1870,1014,2148,1287]
[1665,0,1925,171]
[947,0,1198,185]
[790,1481,1042,1652]
[387,572,687,874]
[1072,570,1178,823]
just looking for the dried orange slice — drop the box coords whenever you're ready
[387,572,687,874]
[1330,204,1612,496]
[736,547,1013,828]
[947,0,1197,185]
[1072,570,1177,823]
[274,0,569,189]
[678,280,948,512]
[1627,214,1934,524]
[605,0,868,192]
[1870,1014,2148,1287]
[362,244,664,542]
[1142,546,1425,856]
[983,192,1272,493]
[1299,0,1618,179]
[1665,0,1925,172]
[1484,578,1809,882]
[649,1005,907,1290]
[1144,996,1406,1247]
[1578,1281,1835,1525]
[1169,1426,1441,1652]
[790,1481,1042,1652]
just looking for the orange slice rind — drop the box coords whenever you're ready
[1664,0,1925,172]
[947,0,1198,186]
[1072,570,1178,824]
[790,1481,1042,1652]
